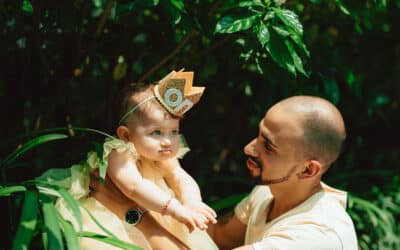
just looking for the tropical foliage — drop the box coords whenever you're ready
[1,0,399,249]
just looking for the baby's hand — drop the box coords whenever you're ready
[184,201,217,226]
[168,200,216,232]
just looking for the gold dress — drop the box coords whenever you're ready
[38,138,218,250]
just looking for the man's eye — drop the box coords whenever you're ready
[151,130,162,136]
[264,142,273,152]
[171,130,179,136]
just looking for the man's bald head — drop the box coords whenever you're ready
[272,96,346,169]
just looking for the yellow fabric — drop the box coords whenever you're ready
[43,137,216,250]
[235,183,358,250]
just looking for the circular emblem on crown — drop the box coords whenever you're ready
[154,69,205,117]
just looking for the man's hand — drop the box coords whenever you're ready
[89,169,135,219]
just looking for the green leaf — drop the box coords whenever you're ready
[284,39,307,76]
[257,22,270,47]
[0,185,27,196]
[55,187,83,231]
[162,0,182,25]
[80,232,142,250]
[169,0,184,11]
[1,133,68,168]
[272,25,290,37]
[272,7,303,36]
[336,0,351,15]
[57,214,79,250]
[238,1,265,8]
[289,33,310,57]
[22,0,33,13]
[80,205,117,238]
[215,15,260,34]
[93,142,106,181]
[12,190,39,250]
[209,193,248,211]
[41,194,64,250]
[266,28,296,75]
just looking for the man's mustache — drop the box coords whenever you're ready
[245,155,262,169]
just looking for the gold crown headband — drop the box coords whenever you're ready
[153,69,205,117]
[119,70,205,124]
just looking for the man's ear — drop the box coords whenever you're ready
[297,160,322,179]
[116,125,131,142]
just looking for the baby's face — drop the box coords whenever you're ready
[128,108,180,162]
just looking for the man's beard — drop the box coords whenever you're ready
[248,156,298,185]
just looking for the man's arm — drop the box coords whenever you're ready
[207,210,247,250]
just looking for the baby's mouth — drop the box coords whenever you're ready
[159,149,172,155]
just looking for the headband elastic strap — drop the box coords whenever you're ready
[119,96,156,125]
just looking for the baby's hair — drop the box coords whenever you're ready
[115,82,179,127]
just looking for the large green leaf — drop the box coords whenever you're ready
[9,127,114,145]
[1,133,68,168]
[215,15,260,34]
[12,190,39,250]
[57,214,79,250]
[284,39,307,76]
[41,194,64,250]
[80,232,142,250]
[266,28,296,75]
[0,185,27,196]
[272,7,303,36]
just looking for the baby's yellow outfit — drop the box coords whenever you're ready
[38,138,217,250]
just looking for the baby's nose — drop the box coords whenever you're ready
[161,137,171,146]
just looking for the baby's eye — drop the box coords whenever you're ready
[171,130,179,136]
[151,130,162,136]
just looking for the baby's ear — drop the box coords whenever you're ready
[116,125,130,142]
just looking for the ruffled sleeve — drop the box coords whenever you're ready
[37,137,138,200]
[102,137,138,163]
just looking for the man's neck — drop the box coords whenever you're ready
[267,182,323,222]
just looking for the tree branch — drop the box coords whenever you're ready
[94,0,116,39]
[138,30,198,82]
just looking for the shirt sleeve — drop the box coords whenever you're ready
[252,223,344,250]
[234,194,251,225]
[234,186,265,225]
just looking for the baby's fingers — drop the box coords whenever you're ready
[202,204,217,219]
[193,215,208,231]
[183,218,195,233]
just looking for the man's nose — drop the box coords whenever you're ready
[244,138,258,157]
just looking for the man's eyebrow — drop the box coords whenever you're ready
[261,133,278,149]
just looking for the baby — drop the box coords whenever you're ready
[39,70,218,249]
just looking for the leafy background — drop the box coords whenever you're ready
[1,0,399,249]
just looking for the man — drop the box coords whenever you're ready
[90,96,358,249]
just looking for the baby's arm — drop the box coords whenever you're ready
[162,158,202,203]
[107,149,202,232]
[162,158,217,224]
